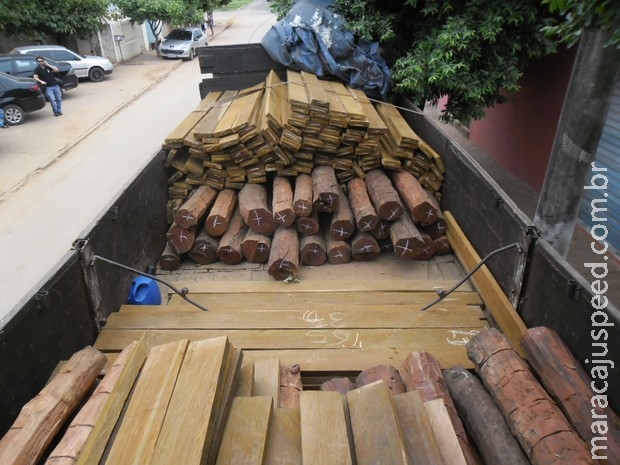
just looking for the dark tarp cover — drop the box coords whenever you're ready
[261,0,391,100]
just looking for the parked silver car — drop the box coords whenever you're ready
[10,45,113,82]
[159,27,208,61]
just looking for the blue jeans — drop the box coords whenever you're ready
[45,85,62,114]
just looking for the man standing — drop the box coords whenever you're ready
[33,56,63,117]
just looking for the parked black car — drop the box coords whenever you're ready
[0,54,78,92]
[0,72,46,125]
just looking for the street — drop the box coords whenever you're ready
[0,0,277,320]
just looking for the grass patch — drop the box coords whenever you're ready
[219,0,254,10]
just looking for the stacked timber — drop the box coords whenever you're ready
[3,327,615,465]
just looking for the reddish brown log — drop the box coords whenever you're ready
[355,365,406,395]
[216,208,246,265]
[159,242,180,271]
[296,209,320,236]
[443,365,530,465]
[321,377,356,394]
[238,183,277,235]
[241,228,271,263]
[351,231,380,261]
[400,351,479,465]
[347,178,378,232]
[329,187,355,240]
[467,328,595,465]
[272,176,296,226]
[388,211,425,260]
[312,165,339,212]
[364,169,404,222]
[522,326,620,463]
[325,228,352,264]
[174,185,218,229]
[370,220,389,240]
[293,173,313,217]
[377,237,394,254]
[206,189,237,237]
[166,223,197,254]
[433,236,453,255]
[300,234,326,266]
[415,232,436,261]
[268,226,300,281]
[391,170,440,225]
[279,364,302,409]
[422,210,448,238]
[188,228,219,265]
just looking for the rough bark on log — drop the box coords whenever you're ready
[300,234,326,266]
[329,187,355,240]
[443,365,530,465]
[467,328,595,465]
[364,168,404,222]
[0,347,105,465]
[355,365,406,395]
[522,326,620,463]
[312,165,339,213]
[347,178,379,232]
[216,208,247,265]
[389,211,425,260]
[159,242,181,270]
[392,170,440,225]
[293,173,313,217]
[325,228,352,264]
[188,228,219,265]
[272,176,296,226]
[238,183,277,235]
[241,228,271,263]
[166,223,197,254]
[268,226,300,281]
[351,231,380,261]
[416,232,436,261]
[433,236,453,256]
[174,185,218,229]
[296,209,320,236]
[321,377,356,394]
[206,188,237,237]
[400,351,479,465]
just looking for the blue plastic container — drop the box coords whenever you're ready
[127,266,162,305]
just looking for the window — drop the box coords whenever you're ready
[0,61,11,74]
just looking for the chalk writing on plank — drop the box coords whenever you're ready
[446,329,480,346]
[304,329,363,348]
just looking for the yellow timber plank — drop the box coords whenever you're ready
[424,399,468,465]
[264,407,302,465]
[444,211,527,356]
[107,306,486,330]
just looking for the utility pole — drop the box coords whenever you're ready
[534,28,620,257]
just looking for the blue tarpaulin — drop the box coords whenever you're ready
[261,0,391,101]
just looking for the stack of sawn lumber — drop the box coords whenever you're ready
[2,327,618,465]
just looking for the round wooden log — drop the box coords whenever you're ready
[422,211,448,238]
[467,328,595,465]
[388,211,425,260]
[364,168,404,221]
[325,228,352,265]
[300,234,326,266]
[272,176,296,226]
[293,173,313,217]
[433,236,453,255]
[312,165,339,212]
[268,226,300,281]
[351,231,380,261]
[216,208,246,265]
[329,187,355,240]
[355,365,406,395]
[347,178,378,232]
[159,242,181,271]
[241,228,271,263]
[370,220,389,240]
[174,185,218,229]
[321,377,356,394]
[415,232,436,261]
[206,188,237,236]
[296,209,320,236]
[238,183,277,235]
[166,223,197,254]
[391,170,440,225]
[188,229,219,265]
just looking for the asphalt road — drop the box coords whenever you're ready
[0,0,277,320]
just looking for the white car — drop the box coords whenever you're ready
[10,45,113,82]
[159,27,208,61]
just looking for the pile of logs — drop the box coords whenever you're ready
[2,327,618,465]
[160,164,452,279]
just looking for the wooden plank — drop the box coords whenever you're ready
[107,306,486,330]
[346,381,409,465]
[215,396,272,465]
[150,337,231,465]
[103,339,189,465]
[300,391,353,465]
[424,399,467,465]
[252,358,280,405]
[264,407,302,465]
[393,391,445,465]
[444,210,527,356]
[234,359,254,397]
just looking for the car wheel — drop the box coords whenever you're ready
[3,104,25,125]
[186,48,195,61]
[88,67,105,82]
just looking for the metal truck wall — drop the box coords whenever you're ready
[0,153,169,437]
